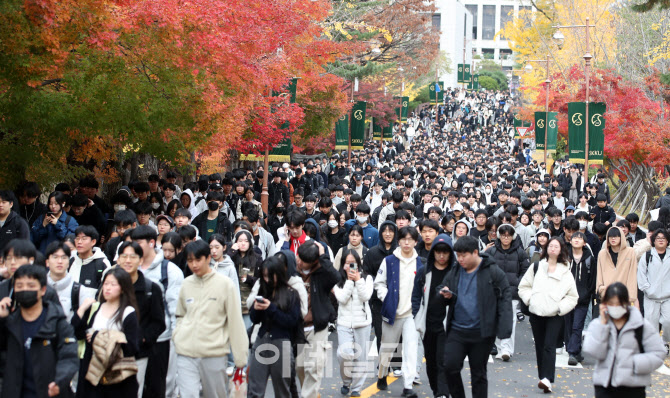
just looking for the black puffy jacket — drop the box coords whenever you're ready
[0,211,30,254]
[569,247,596,306]
[485,237,530,300]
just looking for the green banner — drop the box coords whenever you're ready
[588,102,606,165]
[382,125,393,141]
[373,118,382,140]
[350,101,366,150]
[429,82,444,104]
[535,111,558,153]
[457,64,471,83]
[467,74,480,90]
[400,97,409,122]
[335,114,349,150]
[513,113,533,139]
[240,77,296,161]
[568,102,606,164]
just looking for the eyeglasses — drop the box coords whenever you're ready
[655,237,668,242]
[118,254,140,260]
[49,255,69,261]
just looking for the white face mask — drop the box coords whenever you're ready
[114,204,126,212]
[579,220,588,230]
[607,305,627,320]
[485,189,491,194]
[151,202,160,210]
[327,220,338,229]
[356,215,368,224]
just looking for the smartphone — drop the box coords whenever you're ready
[255,296,264,303]
[47,212,55,217]
[349,263,357,272]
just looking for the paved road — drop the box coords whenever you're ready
[262,317,670,397]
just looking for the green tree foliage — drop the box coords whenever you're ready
[478,76,499,90]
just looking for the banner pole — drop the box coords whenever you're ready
[544,55,550,166]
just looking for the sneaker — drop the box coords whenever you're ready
[501,351,511,362]
[568,355,578,366]
[350,392,361,397]
[556,347,564,355]
[538,378,552,393]
[491,346,498,356]
[576,354,585,363]
[226,366,234,377]
[402,388,418,398]
[413,376,422,385]
[377,377,388,390]
[340,385,350,395]
[393,369,403,377]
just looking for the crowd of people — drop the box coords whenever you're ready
[0,86,668,398]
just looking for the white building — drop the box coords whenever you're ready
[433,0,473,88]
[462,0,534,70]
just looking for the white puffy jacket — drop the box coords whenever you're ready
[333,276,374,329]
[518,259,579,317]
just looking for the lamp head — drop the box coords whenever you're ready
[524,64,533,72]
[553,31,565,49]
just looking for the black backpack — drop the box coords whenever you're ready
[71,282,81,312]
[634,325,645,353]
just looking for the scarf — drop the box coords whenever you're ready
[570,172,579,189]
[289,231,308,255]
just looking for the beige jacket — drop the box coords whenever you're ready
[596,227,639,303]
[173,270,249,367]
[85,330,130,386]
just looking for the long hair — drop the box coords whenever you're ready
[258,256,295,312]
[150,192,165,215]
[337,249,365,288]
[231,230,258,270]
[99,267,140,328]
[540,236,569,265]
[166,199,183,218]
[603,282,631,319]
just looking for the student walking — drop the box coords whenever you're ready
[518,237,579,393]
[333,249,373,397]
[583,282,665,398]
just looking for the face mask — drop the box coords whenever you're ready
[328,220,338,229]
[208,201,219,211]
[151,203,160,210]
[114,204,126,212]
[15,290,39,308]
[276,208,284,214]
[579,220,588,230]
[356,216,368,224]
[485,189,491,194]
[607,305,627,320]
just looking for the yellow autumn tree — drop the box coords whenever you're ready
[498,0,618,108]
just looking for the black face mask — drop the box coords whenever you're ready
[208,201,220,211]
[15,290,39,308]
[276,208,284,214]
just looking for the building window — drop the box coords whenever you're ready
[482,48,495,59]
[465,5,478,40]
[432,13,441,31]
[499,6,514,39]
[500,49,513,60]
[482,5,496,40]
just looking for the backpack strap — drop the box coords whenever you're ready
[64,215,72,228]
[144,276,153,298]
[71,282,81,313]
[646,251,652,267]
[533,260,540,274]
[634,325,645,353]
[160,259,169,292]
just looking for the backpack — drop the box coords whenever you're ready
[634,325,645,353]
[518,260,540,316]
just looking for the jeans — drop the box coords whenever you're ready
[564,305,589,355]
[423,329,449,397]
[529,314,563,382]
[443,327,495,398]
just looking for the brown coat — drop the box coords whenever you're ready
[596,226,639,303]
[85,329,136,386]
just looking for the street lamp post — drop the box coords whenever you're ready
[526,54,552,165]
[553,17,595,178]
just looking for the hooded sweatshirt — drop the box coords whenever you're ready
[141,249,184,342]
[180,189,198,219]
[69,247,111,298]
[597,226,639,303]
[173,269,249,365]
[47,272,95,322]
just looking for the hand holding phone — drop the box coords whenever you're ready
[439,286,453,299]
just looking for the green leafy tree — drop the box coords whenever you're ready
[478,76,499,90]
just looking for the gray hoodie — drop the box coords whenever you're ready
[141,249,185,342]
[212,255,240,301]
[637,248,670,301]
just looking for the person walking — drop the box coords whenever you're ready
[437,236,513,398]
[597,227,639,308]
[583,282,665,398]
[637,228,670,352]
[333,249,373,397]
[486,224,530,361]
[518,237,579,393]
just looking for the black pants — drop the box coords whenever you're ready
[443,327,494,398]
[144,340,169,397]
[530,314,563,383]
[370,299,383,353]
[424,329,449,397]
[595,385,645,398]
[564,305,589,355]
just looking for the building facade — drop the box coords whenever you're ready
[462,0,533,70]
[433,0,473,88]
